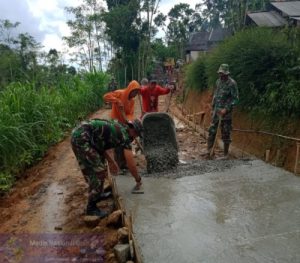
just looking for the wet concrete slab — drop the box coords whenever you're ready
[116,159,300,263]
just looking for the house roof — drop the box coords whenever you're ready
[185,31,210,51]
[208,27,232,42]
[185,28,232,52]
[247,11,288,27]
[271,1,300,17]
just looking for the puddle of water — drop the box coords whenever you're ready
[41,182,67,232]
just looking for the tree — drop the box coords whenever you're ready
[151,38,177,62]
[102,0,141,84]
[138,0,161,79]
[166,3,197,58]
[0,20,41,86]
[200,0,270,32]
[0,19,20,47]
[64,0,107,72]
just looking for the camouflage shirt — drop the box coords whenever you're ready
[72,119,132,153]
[212,77,239,120]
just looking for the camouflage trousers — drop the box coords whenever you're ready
[71,135,107,202]
[208,115,232,146]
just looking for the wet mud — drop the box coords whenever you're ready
[142,113,179,173]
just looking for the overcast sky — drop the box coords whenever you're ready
[0,0,201,53]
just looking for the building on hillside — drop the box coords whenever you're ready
[246,1,300,27]
[185,28,232,63]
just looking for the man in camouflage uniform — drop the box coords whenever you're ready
[71,118,143,218]
[207,64,239,158]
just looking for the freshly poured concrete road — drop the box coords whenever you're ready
[116,159,300,263]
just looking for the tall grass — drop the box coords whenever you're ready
[0,72,108,192]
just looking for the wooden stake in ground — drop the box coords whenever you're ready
[265,149,270,163]
[209,117,221,158]
[166,90,174,113]
[294,142,300,174]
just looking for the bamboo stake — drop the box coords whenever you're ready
[193,112,197,131]
[128,211,133,241]
[275,149,281,166]
[265,149,270,163]
[294,143,300,174]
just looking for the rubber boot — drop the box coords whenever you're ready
[200,137,215,156]
[86,201,108,218]
[224,143,230,157]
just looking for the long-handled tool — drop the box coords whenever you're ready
[137,93,144,117]
[209,117,222,158]
[166,85,175,113]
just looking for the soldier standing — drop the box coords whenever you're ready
[206,64,239,159]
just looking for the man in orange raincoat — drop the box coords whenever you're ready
[103,80,144,193]
[103,80,141,123]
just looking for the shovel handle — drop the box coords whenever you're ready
[166,88,174,113]
[209,117,222,157]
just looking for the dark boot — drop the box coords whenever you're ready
[201,137,215,156]
[93,191,112,203]
[86,201,108,218]
[224,142,230,157]
[207,137,215,152]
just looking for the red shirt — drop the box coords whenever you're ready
[140,85,171,113]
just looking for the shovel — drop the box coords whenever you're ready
[165,85,175,113]
[209,117,222,158]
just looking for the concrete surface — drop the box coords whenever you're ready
[116,159,300,263]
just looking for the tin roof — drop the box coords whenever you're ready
[247,11,288,27]
[185,28,232,52]
[185,31,210,51]
[208,27,232,42]
[271,1,300,17]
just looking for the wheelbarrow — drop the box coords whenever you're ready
[142,112,179,173]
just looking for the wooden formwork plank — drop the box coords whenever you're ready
[295,143,300,174]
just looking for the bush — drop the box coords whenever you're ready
[184,55,208,91]
[0,72,107,193]
[185,27,300,117]
[208,28,300,116]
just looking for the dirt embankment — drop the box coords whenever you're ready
[181,89,300,174]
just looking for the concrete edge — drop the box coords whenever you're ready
[109,174,144,263]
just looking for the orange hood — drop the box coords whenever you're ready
[103,80,140,123]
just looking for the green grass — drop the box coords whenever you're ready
[0,72,108,193]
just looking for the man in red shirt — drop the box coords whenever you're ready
[140,79,173,114]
